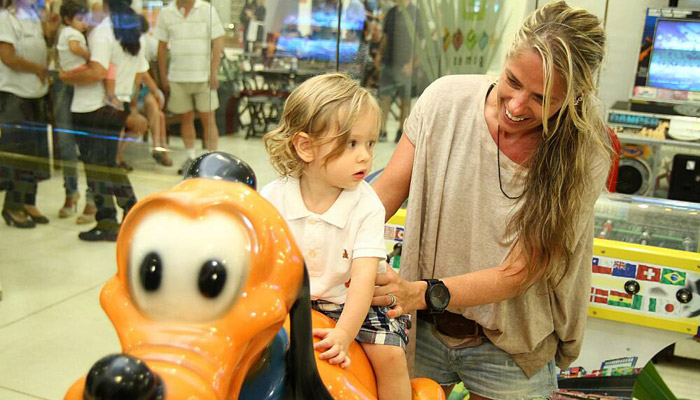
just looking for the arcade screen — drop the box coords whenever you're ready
[274,5,363,63]
[647,19,700,92]
[632,8,700,103]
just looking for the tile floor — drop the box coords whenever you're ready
[1,128,698,399]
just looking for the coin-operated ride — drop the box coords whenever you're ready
[64,152,445,400]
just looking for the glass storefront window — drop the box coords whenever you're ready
[0,0,511,397]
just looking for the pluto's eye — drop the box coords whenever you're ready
[139,252,163,292]
[199,260,227,298]
[128,210,252,322]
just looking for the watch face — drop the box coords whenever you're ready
[429,284,450,310]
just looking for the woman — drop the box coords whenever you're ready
[0,0,58,228]
[372,2,612,399]
[59,0,146,241]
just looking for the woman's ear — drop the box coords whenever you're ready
[292,132,314,163]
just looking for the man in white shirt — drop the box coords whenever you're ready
[155,0,224,175]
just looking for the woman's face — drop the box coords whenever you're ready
[497,48,567,136]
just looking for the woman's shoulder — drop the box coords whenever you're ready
[419,74,492,107]
[424,74,491,93]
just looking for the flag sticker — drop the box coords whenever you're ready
[589,287,609,304]
[660,268,686,286]
[636,264,661,282]
[647,297,680,316]
[608,291,642,310]
[592,262,612,274]
[612,262,637,278]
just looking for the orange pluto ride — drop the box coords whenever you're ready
[64,152,445,400]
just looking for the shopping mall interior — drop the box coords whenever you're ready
[0,0,699,399]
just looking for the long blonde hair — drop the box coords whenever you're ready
[263,73,380,178]
[507,1,612,288]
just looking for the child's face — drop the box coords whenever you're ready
[309,111,379,191]
[70,14,88,32]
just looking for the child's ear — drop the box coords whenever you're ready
[292,132,314,163]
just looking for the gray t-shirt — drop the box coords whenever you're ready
[401,74,609,377]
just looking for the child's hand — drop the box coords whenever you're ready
[312,327,353,368]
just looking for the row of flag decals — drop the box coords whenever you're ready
[590,286,680,315]
[592,257,686,286]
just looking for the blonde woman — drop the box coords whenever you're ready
[372,2,612,399]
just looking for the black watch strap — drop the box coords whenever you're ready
[422,278,449,314]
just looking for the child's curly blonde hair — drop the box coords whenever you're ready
[263,73,380,178]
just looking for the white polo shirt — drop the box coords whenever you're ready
[71,18,149,113]
[261,177,387,304]
[0,8,48,98]
[154,0,224,83]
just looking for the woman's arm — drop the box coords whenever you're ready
[59,60,107,85]
[0,42,47,81]
[372,133,415,222]
[374,245,530,317]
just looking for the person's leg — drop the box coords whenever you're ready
[144,94,162,148]
[53,80,81,214]
[453,337,558,400]
[116,109,147,171]
[361,343,411,400]
[198,110,218,151]
[0,94,39,227]
[168,82,197,173]
[413,319,461,395]
[178,111,197,173]
[75,109,120,241]
[194,84,220,151]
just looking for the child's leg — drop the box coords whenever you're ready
[360,343,411,400]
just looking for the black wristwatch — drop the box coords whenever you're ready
[422,279,450,314]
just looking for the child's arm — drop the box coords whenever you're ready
[313,257,378,368]
[68,40,90,60]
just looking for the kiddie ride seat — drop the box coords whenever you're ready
[64,152,445,400]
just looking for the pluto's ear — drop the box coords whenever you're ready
[183,152,257,190]
[287,267,334,400]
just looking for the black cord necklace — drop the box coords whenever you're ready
[496,125,523,200]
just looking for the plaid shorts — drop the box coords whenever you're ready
[311,300,410,349]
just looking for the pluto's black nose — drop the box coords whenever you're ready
[84,354,164,400]
[184,152,257,190]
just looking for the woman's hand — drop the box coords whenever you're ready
[372,267,427,318]
[312,327,352,368]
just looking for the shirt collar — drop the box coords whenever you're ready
[170,0,204,15]
[283,177,361,229]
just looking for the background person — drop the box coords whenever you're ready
[59,0,146,241]
[0,0,59,228]
[371,2,612,399]
[155,0,224,175]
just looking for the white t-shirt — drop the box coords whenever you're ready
[57,26,87,71]
[155,0,224,83]
[0,8,48,98]
[115,35,150,102]
[71,18,149,113]
[261,177,387,304]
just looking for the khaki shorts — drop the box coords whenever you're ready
[168,81,219,114]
